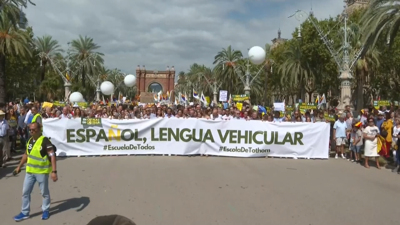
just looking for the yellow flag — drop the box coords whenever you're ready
[236,102,243,111]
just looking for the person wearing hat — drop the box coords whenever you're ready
[376,111,385,132]
[0,110,9,168]
[350,122,363,162]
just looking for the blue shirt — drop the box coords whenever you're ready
[0,120,9,137]
[18,114,26,129]
[333,120,348,138]
[376,118,384,132]
[27,114,33,124]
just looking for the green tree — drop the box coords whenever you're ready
[34,35,63,82]
[213,45,243,95]
[0,12,31,104]
[0,0,35,27]
[69,35,104,88]
[361,0,400,48]
[278,40,314,101]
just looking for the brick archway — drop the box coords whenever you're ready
[148,82,163,93]
[136,65,175,95]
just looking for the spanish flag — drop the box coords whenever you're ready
[315,96,319,104]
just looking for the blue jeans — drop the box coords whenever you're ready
[21,173,50,215]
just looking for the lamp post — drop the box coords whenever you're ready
[39,42,102,101]
[290,1,364,110]
[263,59,274,106]
[201,75,222,105]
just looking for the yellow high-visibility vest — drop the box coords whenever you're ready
[26,136,51,174]
[31,114,43,132]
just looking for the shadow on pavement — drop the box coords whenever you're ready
[0,165,18,179]
[30,196,90,218]
[87,214,136,225]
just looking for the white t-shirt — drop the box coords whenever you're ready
[24,110,32,124]
[222,115,233,120]
[210,114,222,120]
[393,126,400,143]
[60,114,72,119]
[363,126,379,142]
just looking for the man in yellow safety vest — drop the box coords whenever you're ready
[30,106,42,132]
[13,122,58,222]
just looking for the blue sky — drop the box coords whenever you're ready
[25,0,344,74]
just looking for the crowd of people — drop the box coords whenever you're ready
[0,99,399,170]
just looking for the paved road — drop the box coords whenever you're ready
[0,156,399,225]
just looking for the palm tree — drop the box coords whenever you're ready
[188,64,216,97]
[361,0,400,48]
[0,0,35,27]
[0,12,31,105]
[346,22,380,111]
[34,35,63,82]
[278,42,314,101]
[69,35,104,88]
[213,45,243,94]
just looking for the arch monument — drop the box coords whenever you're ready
[136,65,175,96]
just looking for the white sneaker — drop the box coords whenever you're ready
[351,159,355,162]
[341,154,345,159]
[335,154,338,159]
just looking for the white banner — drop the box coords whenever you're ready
[43,118,330,158]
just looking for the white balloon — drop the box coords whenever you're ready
[100,81,115,95]
[69,92,84,102]
[248,46,266,65]
[124,74,136,87]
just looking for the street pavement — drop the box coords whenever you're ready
[0,156,399,225]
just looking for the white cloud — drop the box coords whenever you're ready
[25,0,344,74]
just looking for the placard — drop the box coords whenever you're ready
[140,92,155,103]
[81,118,102,125]
[219,90,228,102]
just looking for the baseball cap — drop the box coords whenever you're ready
[87,215,136,225]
